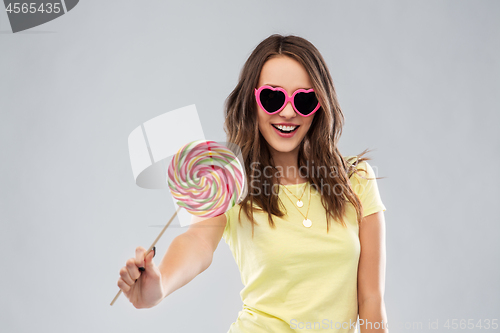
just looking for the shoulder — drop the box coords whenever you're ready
[224,203,241,223]
[344,155,374,178]
[344,156,380,201]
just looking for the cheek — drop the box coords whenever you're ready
[257,108,271,129]
[301,116,315,132]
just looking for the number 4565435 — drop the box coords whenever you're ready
[444,319,498,330]
[6,2,62,14]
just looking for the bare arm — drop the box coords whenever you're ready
[358,211,389,332]
[117,213,227,308]
[159,213,227,298]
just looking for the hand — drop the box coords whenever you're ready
[117,246,165,308]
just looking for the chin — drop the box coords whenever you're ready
[262,132,303,153]
[267,140,300,153]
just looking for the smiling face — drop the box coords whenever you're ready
[256,55,316,155]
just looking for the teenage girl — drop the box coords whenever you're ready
[117,34,388,333]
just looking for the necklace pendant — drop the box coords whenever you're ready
[296,200,303,208]
[302,219,312,228]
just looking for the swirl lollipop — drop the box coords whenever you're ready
[167,140,245,218]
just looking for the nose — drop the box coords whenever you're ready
[278,100,296,119]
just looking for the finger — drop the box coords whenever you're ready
[135,246,147,269]
[117,277,131,293]
[120,263,135,286]
[126,258,141,282]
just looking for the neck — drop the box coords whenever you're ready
[269,145,307,185]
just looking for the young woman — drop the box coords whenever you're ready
[117,34,388,333]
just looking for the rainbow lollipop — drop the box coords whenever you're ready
[167,140,245,218]
[110,140,245,306]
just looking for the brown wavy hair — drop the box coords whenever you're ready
[224,34,380,237]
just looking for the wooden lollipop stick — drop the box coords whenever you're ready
[110,206,182,306]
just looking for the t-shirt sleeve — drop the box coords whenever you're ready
[351,160,387,217]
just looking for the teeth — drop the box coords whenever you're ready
[275,125,298,131]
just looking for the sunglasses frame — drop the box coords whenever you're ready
[254,85,321,117]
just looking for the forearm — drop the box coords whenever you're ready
[358,297,389,333]
[158,232,213,298]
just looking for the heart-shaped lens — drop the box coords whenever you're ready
[294,91,319,115]
[259,88,286,113]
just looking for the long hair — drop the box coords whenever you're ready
[224,34,377,237]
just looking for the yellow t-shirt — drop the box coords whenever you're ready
[222,158,387,333]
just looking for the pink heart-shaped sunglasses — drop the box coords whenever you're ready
[254,85,321,117]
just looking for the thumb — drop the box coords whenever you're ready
[145,246,156,268]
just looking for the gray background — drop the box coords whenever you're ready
[1,1,498,332]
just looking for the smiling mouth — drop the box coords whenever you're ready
[272,124,300,134]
